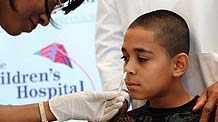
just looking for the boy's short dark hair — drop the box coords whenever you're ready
[128,9,190,57]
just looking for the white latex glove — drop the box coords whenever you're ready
[49,91,127,122]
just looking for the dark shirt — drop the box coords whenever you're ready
[114,96,215,122]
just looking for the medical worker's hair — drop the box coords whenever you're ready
[9,0,84,28]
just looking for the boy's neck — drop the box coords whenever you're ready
[149,79,194,108]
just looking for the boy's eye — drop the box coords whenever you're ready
[121,56,128,62]
[138,57,149,62]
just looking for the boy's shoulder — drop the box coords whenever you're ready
[114,96,215,122]
[114,103,147,122]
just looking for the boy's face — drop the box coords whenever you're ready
[122,27,175,100]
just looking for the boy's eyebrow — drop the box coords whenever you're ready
[121,47,154,55]
[134,48,154,54]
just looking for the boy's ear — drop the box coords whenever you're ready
[171,53,189,77]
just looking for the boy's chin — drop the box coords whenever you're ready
[130,92,147,100]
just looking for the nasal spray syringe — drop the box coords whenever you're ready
[118,72,127,94]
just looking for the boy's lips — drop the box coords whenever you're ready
[126,81,140,90]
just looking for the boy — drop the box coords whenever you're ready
[114,10,215,122]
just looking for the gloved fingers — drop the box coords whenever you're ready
[104,102,123,114]
[105,96,125,107]
[119,92,128,98]
[95,91,119,100]
[101,109,119,122]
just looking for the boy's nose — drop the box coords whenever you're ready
[124,61,136,75]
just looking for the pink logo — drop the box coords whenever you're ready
[34,43,95,90]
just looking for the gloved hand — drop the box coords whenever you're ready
[49,91,127,122]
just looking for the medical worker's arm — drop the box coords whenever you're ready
[96,0,125,92]
[0,103,55,122]
[95,0,129,113]
[192,82,218,122]
[192,53,218,122]
[0,91,126,122]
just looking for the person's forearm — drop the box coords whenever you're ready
[44,101,56,121]
[0,101,56,122]
[96,0,124,92]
